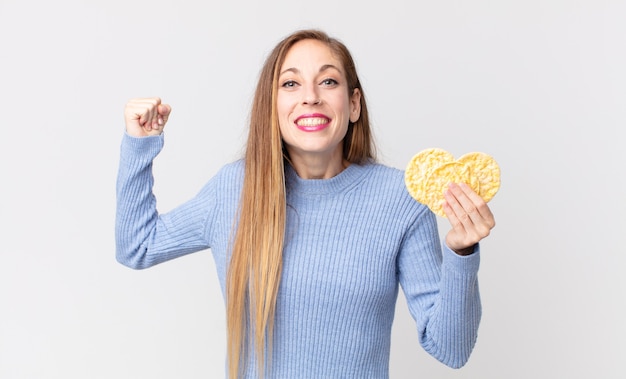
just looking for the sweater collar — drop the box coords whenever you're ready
[285,161,371,196]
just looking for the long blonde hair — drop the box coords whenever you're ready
[226,29,375,378]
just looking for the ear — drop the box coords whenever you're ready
[349,88,361,123]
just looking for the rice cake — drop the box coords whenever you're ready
[404,148,500,217]
[404,148,454,204]
[422,161,481,217]
[457,152,501,203]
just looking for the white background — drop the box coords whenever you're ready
[1,0,624,378]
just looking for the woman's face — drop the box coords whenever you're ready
[277,39,361,167]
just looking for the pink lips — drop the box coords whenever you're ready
[294,113,331,132]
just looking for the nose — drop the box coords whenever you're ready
[303,97,322,106]
[304,98,322,105]
[302,86,322,105]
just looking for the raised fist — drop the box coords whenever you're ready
[124,97,172,137]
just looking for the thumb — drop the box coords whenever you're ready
[157,104,172,125]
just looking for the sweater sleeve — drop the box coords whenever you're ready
[397,208,481,368]
[115,133,217,269]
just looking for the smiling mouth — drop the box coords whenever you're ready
[296,117,330,127]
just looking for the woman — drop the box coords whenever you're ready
[117,29,495,378]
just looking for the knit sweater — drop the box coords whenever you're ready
[116,133,482,378]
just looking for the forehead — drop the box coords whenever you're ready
[281,39,342,71]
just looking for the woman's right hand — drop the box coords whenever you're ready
[124,97,172,137]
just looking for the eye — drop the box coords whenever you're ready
[320,78,338,86]
[281,80,298,88]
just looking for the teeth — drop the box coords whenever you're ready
[296,117,328,127]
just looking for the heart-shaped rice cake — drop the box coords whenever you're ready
[404,148,500,217]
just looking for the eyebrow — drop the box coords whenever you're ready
[279,64,343,77]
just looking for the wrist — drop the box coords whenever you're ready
[452,244,476,256]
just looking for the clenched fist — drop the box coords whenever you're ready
[124,97,172,137]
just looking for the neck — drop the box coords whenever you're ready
[286,150,349,179]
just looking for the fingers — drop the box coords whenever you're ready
[137,98,161,130]
[124,97,171,137]
[443,182,496,252]
[444,183,493,225]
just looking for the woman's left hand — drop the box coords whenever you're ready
[442,182,496,256]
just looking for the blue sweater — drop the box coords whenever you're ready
[116,133,482,378]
